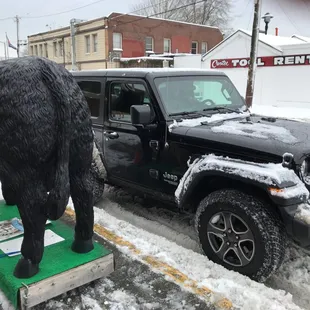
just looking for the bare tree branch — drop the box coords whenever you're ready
[130,0,233,31]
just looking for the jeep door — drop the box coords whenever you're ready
[103,77,161,187]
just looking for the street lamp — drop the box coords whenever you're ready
[262,12,273,35]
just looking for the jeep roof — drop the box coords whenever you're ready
[71,68,226,78]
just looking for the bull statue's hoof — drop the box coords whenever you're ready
[13,257,39,279]
[71,238,94,254]
[5,201,16,206]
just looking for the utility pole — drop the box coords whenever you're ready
[70,19,77,71]
[15,15,20,57]
[245,0,262,108]
[70,18,84,71]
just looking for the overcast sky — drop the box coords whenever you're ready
[0,0,309,57]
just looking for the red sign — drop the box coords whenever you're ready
[210,54,310,69]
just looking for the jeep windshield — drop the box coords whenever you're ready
[154,75,246,117]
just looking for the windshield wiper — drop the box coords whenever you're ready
[203,106,243,114]
[169,111,209,117]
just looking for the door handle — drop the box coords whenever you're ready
[104,131,119,139]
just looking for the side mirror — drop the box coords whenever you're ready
[130,104,152,126]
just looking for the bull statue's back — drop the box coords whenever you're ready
[0,56,95,279]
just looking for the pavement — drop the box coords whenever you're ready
[29,214,213,310]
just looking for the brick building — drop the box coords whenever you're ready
[28,12,223,70]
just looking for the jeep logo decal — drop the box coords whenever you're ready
[163,172,178,183]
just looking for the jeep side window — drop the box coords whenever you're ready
[77,80,101,118]
[109,82,150,122]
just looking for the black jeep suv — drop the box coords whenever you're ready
[73,68,310,283]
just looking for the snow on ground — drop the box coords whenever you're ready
[1,184,310,309]
[94,186,310,310]
[65,186,309,310]
[250,105,310,123]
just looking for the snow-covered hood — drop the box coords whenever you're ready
[169,112,310,164]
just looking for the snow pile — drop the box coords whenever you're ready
[295,204,310,225]
[0,290,14,310]
[175,154,308,204]
[267,243,310,310]
[168,111,249,131]
[66,198,302,310]
[211,120,298,143]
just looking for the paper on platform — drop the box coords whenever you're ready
[0,229,64,257]
[0,218,51,242]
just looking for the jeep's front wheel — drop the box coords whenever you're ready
[195,189,287,282]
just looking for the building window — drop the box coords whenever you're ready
[113,33,122,50]
[191,41,198,54]
[34,45,38,56]
[44,43,48,58]
[77,81,102,118]
[53,42,57,57]
[163,38,171,53]
[109,82,151,122]
[30,46,33,55]
[85,35,90,54]
[201,42,208,54]
[59,41,63,57]
[145,37,153,52]
[92,34,98,52]
[39,44,43,56]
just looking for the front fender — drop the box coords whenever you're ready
[175,154,309,208]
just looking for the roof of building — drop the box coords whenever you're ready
[109,12,220,30]
[120,56,174,62]
[28,12,221,38]
[291,34,310,42]
[201,29,310,61]
[241,29,308,48]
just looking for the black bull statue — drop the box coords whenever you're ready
[0,56,95,278]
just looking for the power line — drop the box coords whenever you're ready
[275,0,303,34]
[23,0,108,19]
[109,0,178,21]
[0,16,14,21]
[0,0,108,21]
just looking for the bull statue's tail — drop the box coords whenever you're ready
[40,58,71,220]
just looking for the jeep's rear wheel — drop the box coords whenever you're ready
[195,189,287,282]
[90,137,106,204]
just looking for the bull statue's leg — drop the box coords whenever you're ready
[14,179,48,279]
[69,132,94,253]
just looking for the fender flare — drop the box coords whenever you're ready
[175,154,309,208]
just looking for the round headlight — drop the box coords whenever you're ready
[300,158,310,185]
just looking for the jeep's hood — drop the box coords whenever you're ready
[169,113,310,164]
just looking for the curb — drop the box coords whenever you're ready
[65,208,233,310]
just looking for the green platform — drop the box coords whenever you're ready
[0,200,113,309]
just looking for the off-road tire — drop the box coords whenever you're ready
[195,189,287,282]
[90,166,105,204]
[90,137,106,204]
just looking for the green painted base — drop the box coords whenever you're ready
[0,200,111,309]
